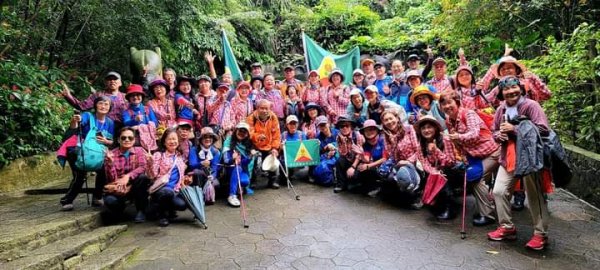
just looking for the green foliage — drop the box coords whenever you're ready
[526,23,600,151]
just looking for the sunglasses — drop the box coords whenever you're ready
[339,124,352,128]
[120,136,135,141]
[499,77,520,90]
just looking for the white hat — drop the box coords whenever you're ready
[286,115,299,124]
[349,88,362,97]
[262,154,280,172]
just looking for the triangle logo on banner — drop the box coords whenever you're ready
[294,142,313,163]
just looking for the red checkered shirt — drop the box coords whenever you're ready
[325,84,350,123]
[147,151,187,192]
[392,125,419,163]
[456,86,490,110]
[195,91,217,128]
[446,108,499,158]
[336,131,365,161]
[209,100,235,131]
[427,75,452,92]
[147,98,176,128]
[302,84,326,106]
[258,89,285,119]
[302,118,318,139]
[481,68,551,104]
[64,91,128,123]
[230,97,255,127]
[416,136,457,174]
[104,147,147,184]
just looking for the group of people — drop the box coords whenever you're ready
[57,45,555,250]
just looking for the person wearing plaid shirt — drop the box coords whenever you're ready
[103,127,151,222]
[230,81,255,129]
[440,90,500,227]
[258,74,285,120]
[324,69,350,124]
[333,117,365,193]
[302,70,325,106]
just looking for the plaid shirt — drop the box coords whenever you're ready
[302,118,318,139]
[336,131,365,161]
[147,98,176,128]
[258,89,285,119]
[209,100,235,131]
[195,91,218,128]
[481,68,551,104]
[104,147,147,184]
[427,75,452,92]
[147,151,187,192]
[456,87,489,110]
[230,97,254,126]
[325,84,350,123]
[302,84,326,106]
[392,125,418,163]
[64,91,128,123]
[446,108,499,158]
[416,136,456,174]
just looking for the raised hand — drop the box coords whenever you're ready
[204,51,216,63]
[504,43,514,56]
[60,81,71,97]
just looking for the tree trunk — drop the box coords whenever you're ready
[588,39,600,152]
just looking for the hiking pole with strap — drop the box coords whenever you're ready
[460,171,467,239]
[235,164,249,228]
[281,141,300,200]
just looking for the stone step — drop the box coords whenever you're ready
[72,245,139,270]
[0,225,128,270]
[0,211,101,262]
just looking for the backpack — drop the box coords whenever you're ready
[75,112,107,171]
[312,154,337,186]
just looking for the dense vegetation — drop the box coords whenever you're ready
[0,0,599,166]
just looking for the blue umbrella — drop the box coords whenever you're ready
[181,185,207,228]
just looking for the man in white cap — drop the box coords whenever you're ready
[61,71,128,126]
[426,57,452,92]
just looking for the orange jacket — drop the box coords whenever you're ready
[246,111,281,151]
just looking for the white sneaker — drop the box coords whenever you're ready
[61,204,74,211]
[227,195,241,207]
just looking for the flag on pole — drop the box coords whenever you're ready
[284,139,321,168]
[302,32,360,85]
[221,29,243,82]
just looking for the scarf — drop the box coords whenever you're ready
[198,146,214,161]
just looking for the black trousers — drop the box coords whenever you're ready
[60,149,105,205]
[103,175,150,214]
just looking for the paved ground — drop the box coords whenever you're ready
[2,180,599,270]
[105,181,600,270]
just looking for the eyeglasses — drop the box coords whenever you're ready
[499,76,520,90]
[120,136,135,141]
[339,124,352,129]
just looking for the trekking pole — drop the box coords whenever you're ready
[279,162,300,200]
[78,122,91,206]
[460,171,467,239]
[236,164,249,228]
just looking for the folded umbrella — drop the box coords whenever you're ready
[422,172,448,205]
[181,185,207,228]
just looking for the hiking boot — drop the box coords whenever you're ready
[525,234,547,250]
[61,203,74,211]
[367,188,381,198]
[91,198,104,207]
[333,186,344,193]
[487,226,517,241]
[167,210,178,221]
[134,211,146,223]
[410,198,424,210]
[473,215,496,226]
[227,195,241,207]
[158,218,169,227]
[270,182,280,189]
[436,207,455,220]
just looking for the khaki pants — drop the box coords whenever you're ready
[493,166,549,235]
[472,149,500,219]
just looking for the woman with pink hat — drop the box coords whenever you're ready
[324,69,351,124]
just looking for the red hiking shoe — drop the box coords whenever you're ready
[487,226,517,241]
[525,234,548,250]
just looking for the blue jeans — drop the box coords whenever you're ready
[228,166,249,196]
[150,187,186,218]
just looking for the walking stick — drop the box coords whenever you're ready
[279,162,300,200]
[460,171,467,239]
[235,164,249,228]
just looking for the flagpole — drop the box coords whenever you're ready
[301,30,310,75]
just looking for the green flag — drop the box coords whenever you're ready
[302,32,361,85]
[221,30,243,82]
[284,139,321,168]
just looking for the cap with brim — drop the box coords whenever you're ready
[374,62,385,68]
[410,85,437,105]
[352,69,365,76]
[432,57,446,65]
[235,121,250,131]
[335,117,356,129]
[217,83,230,91]
[284,66,294,71]
[315,115,329,126]
[364,85,378,94]
[177,76,197,89]
[305,102,321,111]
[308,70,319,77]
[493,56,527,78]
[286,115,299,124]
[105,71,121,80]
[177,121,192,129]
[406,70,423,81]
[236,81,251,91]
[407,54,420,61]
[196,75,212,83]
[251,62,262,68]
[328,69,345,83]
[361,58,374,66]
[149,79,170,94]
[250,76,263,86]
[360,119,382,133]
[125,84,145,99]
[414,115,442,134]
[199,127,219,141]
[349,88,362,97]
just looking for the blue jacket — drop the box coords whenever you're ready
[198,146,221,179]
[122,104,157,127]
[388,80,412,113]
